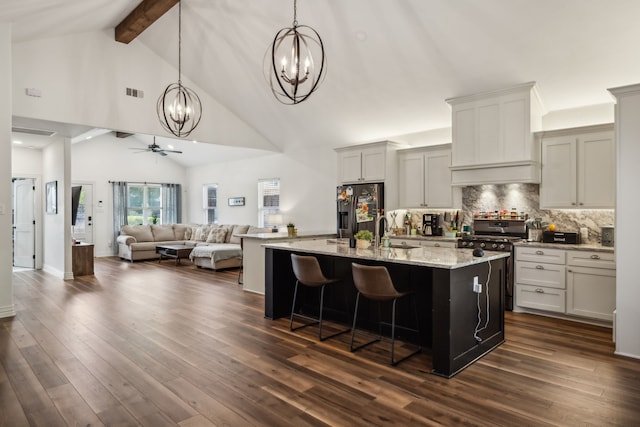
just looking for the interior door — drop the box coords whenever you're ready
[13,178,35,268]
[72,183,93,243]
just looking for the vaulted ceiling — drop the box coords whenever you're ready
[4,0,640,165]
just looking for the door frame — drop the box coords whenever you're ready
[71,181,95,244]
[12,174,43,270]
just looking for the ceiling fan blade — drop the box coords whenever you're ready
[162,149,183,154]
[158,151,168,156]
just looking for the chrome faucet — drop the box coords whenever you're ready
[375,214,389,247]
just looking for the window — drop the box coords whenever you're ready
[258,178,280,227]
[203,184,218,224]
[127,184,162,225]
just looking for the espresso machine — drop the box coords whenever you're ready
[422,213,441,236]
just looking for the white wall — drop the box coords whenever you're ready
[0,24,15,319]
[186,146,337,232]
[609,84,640,359]
[12,31,277,152]
[71,132,188,257]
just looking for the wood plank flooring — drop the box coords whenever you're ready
[1,257,639,426]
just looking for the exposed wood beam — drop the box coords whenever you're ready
[115,0,179,44]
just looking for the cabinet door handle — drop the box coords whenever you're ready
[535,250,544,255]
[571,202,576,206]
[568,269,572,273]
[579,202,584,206]
[590,254,601,260]
[434,243,440,247]
[535,288,545,293]
[535,265,544,270]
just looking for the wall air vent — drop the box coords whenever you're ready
[126,87,144,98]
[11,126,56,137]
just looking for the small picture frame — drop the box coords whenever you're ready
[228,197,245,206]
[46,181,57,214]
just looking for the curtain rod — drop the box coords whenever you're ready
[108,180,179,186]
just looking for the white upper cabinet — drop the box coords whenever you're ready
[446,82,544,186]
[540,124,615,209]
[398,145,460,209]
[336,141,404,210]
[336,143,390,183]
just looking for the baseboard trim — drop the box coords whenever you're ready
[0,304,16,319]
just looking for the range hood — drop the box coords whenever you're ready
[446,82,544,186]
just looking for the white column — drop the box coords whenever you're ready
[0,24,16,318]
[608,84,640,359]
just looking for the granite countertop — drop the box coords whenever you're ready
[262,239,508,270]
[513,240,614,253]
[239,230,336,240]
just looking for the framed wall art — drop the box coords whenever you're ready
[228,197,245,206]
[46,180,58,214]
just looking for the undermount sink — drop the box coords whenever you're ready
[389,244,419,249]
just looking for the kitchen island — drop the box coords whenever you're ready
[264,240,509,377]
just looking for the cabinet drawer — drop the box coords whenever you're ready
[516,284,566,313]
[516,261,566,289]
[515,247,565,264]
[418,240,455,248]
[567,251,615,269]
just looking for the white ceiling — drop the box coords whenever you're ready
[5,0,640,166]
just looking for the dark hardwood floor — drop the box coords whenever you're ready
[2,257,639,426]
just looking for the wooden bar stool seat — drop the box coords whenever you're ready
[350,262,421,366]
[290,254,350,341]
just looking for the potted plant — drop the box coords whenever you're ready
[287,222,296,237]
[354,230,373,249]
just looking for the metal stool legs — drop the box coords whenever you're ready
[290,280,349,341]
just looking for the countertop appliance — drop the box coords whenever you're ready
[601,226,614,247]
[542,231,580,244]
[422,213,441,236]
[337,182,384,240]
[457,219,527,311]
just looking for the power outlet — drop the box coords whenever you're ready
[473,276,482,293]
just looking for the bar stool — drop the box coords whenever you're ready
[290,254,350,341]
[350,263,421,366]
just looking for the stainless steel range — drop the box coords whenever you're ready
[457,219,527,311]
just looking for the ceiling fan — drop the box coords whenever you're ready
[130,137,182,156]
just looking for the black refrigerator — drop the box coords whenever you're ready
[336,182,384,239]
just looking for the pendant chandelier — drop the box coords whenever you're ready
[266,0,326,105]
[157,1,202,138]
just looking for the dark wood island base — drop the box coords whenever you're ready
[264,242,507,378]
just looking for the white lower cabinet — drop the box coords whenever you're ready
[566,251,616,321]
[515,246,615,323]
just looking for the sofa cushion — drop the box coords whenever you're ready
[121,225,154,242]
[206,227,228,243]
[194,226,210,242]
[173,224,189,240]
[230,225,250,244]
[151,225,175,241]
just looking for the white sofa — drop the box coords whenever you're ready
[116,223,268,270]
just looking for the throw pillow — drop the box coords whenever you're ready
[206,227,227,243]
[230,225,250,244]
[194,226,210,242]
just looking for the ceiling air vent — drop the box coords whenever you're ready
[126,87,144,98]
[11,126,56,137]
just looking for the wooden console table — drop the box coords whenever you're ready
[72,243,94,276]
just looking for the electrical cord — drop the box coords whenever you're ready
[474,261,492,342]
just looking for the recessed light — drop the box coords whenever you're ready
[168,144,174,150]
[12,140,23,145]
[193,140,198,144]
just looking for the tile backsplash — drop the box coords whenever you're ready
[462,184,614,244]
[389,183,614,244]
